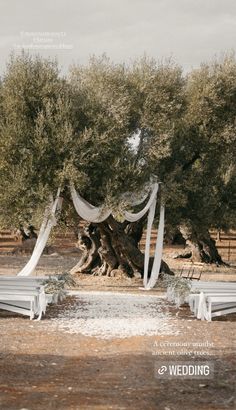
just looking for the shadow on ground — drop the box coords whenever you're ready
[0,352,235,410]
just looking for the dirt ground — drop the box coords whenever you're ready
[0,253,235,410]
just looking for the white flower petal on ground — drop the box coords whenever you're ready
[47,291,179,339]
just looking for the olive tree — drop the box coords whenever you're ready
[161,55,236,263]
[0,54,183,277]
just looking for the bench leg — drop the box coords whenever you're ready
[30,301,34,320]
[206,301,212,321]
[36,310,43,321]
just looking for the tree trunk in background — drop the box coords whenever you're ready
[176,223,225,265]
[70,216,173,277]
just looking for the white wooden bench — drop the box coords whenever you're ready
[190,281,235,290]
[0,289,46,320]
[0,276,45,284]
[0,276,59,319]
[167,279,236,321]
[195,291,236,320]
[189,281,236,320]
[189,291,236,318]
[203,294,236,321]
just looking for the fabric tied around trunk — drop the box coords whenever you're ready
[17,188,62,277]
[70,183,165,289]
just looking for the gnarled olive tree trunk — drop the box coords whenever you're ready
[70,215,173,277]
[175,223,225,265]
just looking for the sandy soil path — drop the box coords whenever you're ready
[0,255,235,409]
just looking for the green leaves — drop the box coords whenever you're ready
[0,52,235,234]
[0,53,70,226]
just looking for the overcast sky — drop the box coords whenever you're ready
[0,0,235,75]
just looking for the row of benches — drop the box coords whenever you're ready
[2,276,235,322]
[189,281,236,321]
[0,276,64,320]
[167,280,236,321]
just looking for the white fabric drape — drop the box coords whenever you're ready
[143,197,157,287]
[70,185,112,223]
[15,180,164,288]
[145,205,165,289]
[197,291,210,320]
[70,183,159,223]
[124,183,159,222]
[120,183,152,206]
[70,182,165,289]
[17,189,62,277]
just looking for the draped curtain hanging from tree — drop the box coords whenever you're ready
[70,183,165,289]
[15,183,165,289]
[17,188,62,277]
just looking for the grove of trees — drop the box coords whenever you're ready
[0,52,235,276]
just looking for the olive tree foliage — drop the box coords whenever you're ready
[0,52,235,270]
[153,55,236,262]
[0,53,73,228]
[67,55,185,207]
[134,55,236,233]
[66,56,185,275]
[183,55,236,230]
[0,53,184,276]
[125,57,186,215]
[67,56,145,207]
[0,53,187,229]
[115,54,236,263]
